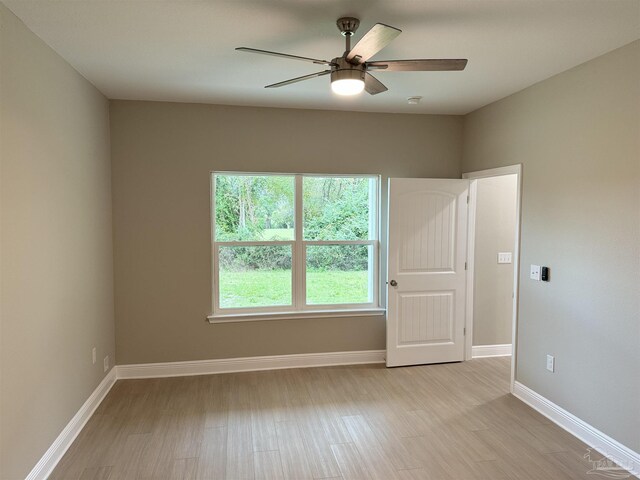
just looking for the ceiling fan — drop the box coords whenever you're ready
[236,17,467,96]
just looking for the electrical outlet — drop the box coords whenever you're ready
[530,264,541,281]
[497,252,512,264]
[92,347,97,364]
[103,356,109,373]
[546,354,555,372]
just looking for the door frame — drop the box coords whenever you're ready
[463,164,522,393]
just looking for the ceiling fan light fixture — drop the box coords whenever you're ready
[331,78,365,96]
[330,68,365,96]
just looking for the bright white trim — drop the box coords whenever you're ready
[117,349,386,379]
[295,175,304,309]
[208,307,385,323]
[463,164,522,393]
[302,240,375,246]
[513,382,640,477]
[25,368,117,480]
[212,171,378,179]
[215,240,295,246]
[464,180,477,361]
[462,165,522,180]
[471,344,512,358]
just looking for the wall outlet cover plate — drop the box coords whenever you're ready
[546,354,555,372]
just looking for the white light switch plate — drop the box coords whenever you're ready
[530,264,541,281]
[498,252,512,264]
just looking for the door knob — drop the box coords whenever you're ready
[389,280,398,287]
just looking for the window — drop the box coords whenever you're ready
[210,172,380,320]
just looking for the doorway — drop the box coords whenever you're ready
[384,166,521,389]
[464,165,522,392]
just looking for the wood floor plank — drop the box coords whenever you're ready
[294,415,343,479]
[226,374,255,480]
[225,423,254,479]
[90,413,133,468]
[340,415,402,480]
[396,467,448,480]
[137,412,181,479]
[330,443,373,480]
[545,450,604,480]
[278,369,342,479]
[399,435,473,480]
[250,373,279,452]
[170,458,197,480]
[359,411,424,470]
[199,373,229,430]
[108,433,151,480]
[78,466,113,480]
[48,357,634,480]
[196,426,227,480]
[305,369,354,445]
[253,450,285,480]
[275,421,314,480]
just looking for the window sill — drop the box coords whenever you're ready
[207,308,386,324]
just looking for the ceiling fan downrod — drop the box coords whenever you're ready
[336,17,360,53]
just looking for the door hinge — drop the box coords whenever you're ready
[464,327,466,336]
[464,261,468,270]
[467,195,470,204]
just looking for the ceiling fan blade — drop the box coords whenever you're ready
[265,70,332,88]
[346,23,401,64]
[364,73,388,95]
[236,47,332,65]
[366,59,468,72]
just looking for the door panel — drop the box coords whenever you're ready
[398,291,453,344]
[387,178,469,367]
[399,191,455,272]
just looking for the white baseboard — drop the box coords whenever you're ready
[26,350,385,478]
[513,381,639,478]
[25,368,117,480]
[117,349,386,379]
[472,343,512,358]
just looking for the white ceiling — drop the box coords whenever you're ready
[3,0,639,114]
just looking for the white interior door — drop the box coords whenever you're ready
[386,178,469,367]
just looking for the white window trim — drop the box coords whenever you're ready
[207,308,386,324]
[209,172,381,322]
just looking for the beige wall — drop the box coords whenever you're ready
[463,41,640,452]
[110,100,462,365]
[473,175,517,346]
[0,5,115,479]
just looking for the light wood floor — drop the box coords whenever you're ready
[51,357,625,480]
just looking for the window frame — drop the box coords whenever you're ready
[209,171,381,320]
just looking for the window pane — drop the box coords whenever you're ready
[303,177,376,240]
[219,245,292,308]
[215,174,295,241]
[306,245,372,305]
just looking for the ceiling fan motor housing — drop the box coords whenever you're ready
[331,57,365,84]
